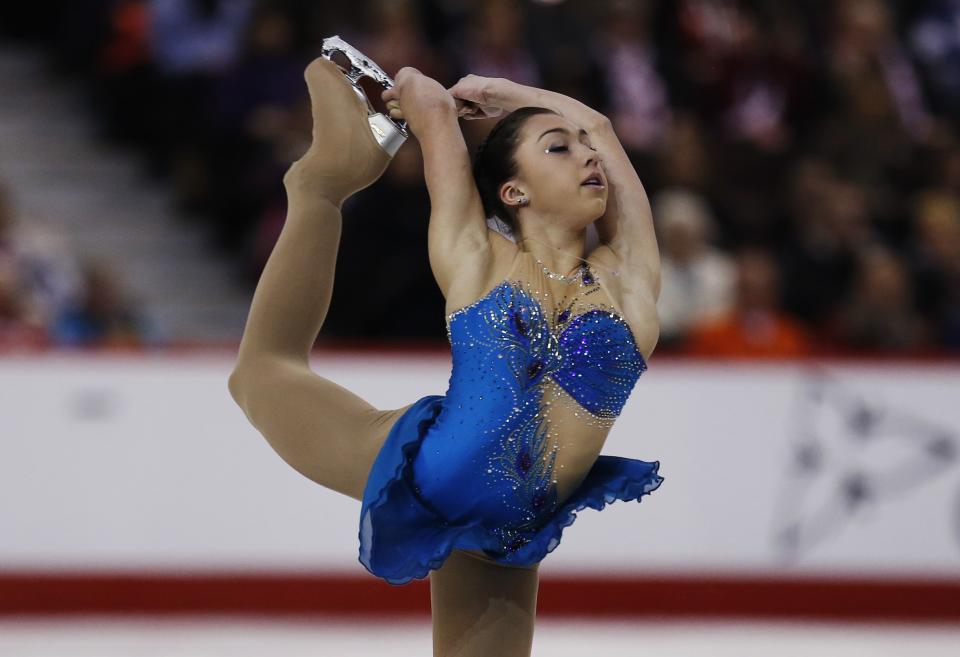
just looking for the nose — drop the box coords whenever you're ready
[581,143,600,168]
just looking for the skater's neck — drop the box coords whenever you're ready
[517,225,589,279]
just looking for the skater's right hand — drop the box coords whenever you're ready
[381,67,456,135]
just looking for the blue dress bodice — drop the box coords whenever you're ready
[410,250,647,553]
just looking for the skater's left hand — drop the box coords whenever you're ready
[447,74,504,120]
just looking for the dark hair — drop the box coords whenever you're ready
[472,106,558,236]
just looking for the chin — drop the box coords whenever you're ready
[573,207,605,229]
[588,200,607,222]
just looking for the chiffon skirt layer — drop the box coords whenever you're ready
[358,394,664,585]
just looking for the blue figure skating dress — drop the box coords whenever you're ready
[359,248,664,584]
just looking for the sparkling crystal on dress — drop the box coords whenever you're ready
[581,266,594,286]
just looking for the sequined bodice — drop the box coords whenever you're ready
[444,277,644,416]
[412,249,646,550]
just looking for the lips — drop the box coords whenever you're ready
[580,172,605,187]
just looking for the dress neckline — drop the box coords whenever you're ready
[520,249,595,287]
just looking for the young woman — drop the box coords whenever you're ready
[228,57,664,657]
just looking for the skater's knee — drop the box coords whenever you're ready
[227,362,255,407]
[228,354,270,399]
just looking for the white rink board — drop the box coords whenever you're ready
[1,353,958,577]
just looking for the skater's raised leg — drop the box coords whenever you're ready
[228,57,411,502]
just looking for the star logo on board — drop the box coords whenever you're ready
[771,370,958,562]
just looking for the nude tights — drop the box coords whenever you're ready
[227,57,539,656]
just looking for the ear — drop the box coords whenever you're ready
[499,179,525,209]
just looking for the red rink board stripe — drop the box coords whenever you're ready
[1,572,958,621]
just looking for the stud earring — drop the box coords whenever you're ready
[517,196,529,207]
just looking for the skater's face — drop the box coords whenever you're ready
[504,114,607,230]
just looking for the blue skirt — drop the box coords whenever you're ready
[358,394,664,585]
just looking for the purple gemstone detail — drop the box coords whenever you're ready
[527,359,542,379]
[532,492,546,510]
[512,311,527,336]
[582,267,594,285]
[558,308,570,323]
[518,451,532,473]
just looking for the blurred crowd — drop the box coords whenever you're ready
[2,0,959,356]
[0,182,155,350]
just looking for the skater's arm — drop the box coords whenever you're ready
[452,76,661,300]
[581,116,660,301]
[472,76,609,137]
[384,68,491,292]
[419,105,491,292]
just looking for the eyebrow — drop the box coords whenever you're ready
[537,126,588,141]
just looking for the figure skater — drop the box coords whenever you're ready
[228,56,664,657]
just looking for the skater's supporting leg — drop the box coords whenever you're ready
[430,549,539,657]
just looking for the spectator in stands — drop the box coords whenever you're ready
[325,139,442,340]
[828,0,933,142]
[211,3,304,146]
[907,190,960,348]
[351,0,451,83]
[780,162,871,333]
[149,0,254,77]
[909,0,960,122]
[833,244,931,353]
[0,254,48,350]
[10,0,958,353]
[522,0,608,118]
[453,0,543,149]
[685,248,811,358]
[652,189,735,347]
[51,258,156,348]
[0,182,84,330]
[90,0,153,145]
[682,1,815,152]
[657,111,713,196]
[144,0,255,177]
[197,2,308,248]
[592,0,672,154]
[455,0,540,85]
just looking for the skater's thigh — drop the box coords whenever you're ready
[231,357,414,502]
[430,549,539,657]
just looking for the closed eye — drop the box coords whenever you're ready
[547,143,596,153]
